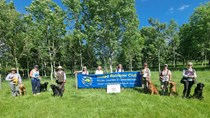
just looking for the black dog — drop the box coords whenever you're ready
[193,83,205,100]
[40,82,49,92]
[50,84,63,97]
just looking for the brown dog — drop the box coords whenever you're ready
[19,84,26,95]
[148,81,159,95]
[169,81,178,96]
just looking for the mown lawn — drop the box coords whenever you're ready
[0,71,209,118]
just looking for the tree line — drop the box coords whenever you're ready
[0,0,210,79]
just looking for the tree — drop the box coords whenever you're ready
[165,20,179,67]
[0,0,32,72]
[141,18,167,71]
[26,0,66,80]
[189,2,210,66]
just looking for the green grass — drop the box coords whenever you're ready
[0,71,210,118]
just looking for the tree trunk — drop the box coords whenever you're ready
[109,56,113,73]
[173,48,176,67]
[80,53,83,69]
[44,61,47,77]
[158,50,160,72]
[14,57,19,73]
[50,61,53,81]
[130,56,133,71]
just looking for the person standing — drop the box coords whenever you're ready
[74,66,89,75]
[30,65,41,96]
[159,64,172,95]
[95,66,103,74]
[55,66,66,94]
[116,64,124,72]
[182,62,197,98]
[141,63,151,93]
[5,68,22,97]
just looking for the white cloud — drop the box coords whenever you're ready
[167,7,174,14]
[178,5,190,11]
[169,7,174,11]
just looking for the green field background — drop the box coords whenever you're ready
[0,71,209,118]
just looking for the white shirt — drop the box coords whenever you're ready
[95,70,103,75]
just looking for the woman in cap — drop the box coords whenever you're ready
[141,63,151,93]
[159,64,172,95]
[5,68,22,97]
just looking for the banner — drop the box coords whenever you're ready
[77,72,141,88]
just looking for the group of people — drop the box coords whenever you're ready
[5,62,197,98]
[141,62,197,98]
[5,65,66,97]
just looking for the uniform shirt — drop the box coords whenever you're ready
[31,69,39,79]
[116,68,124,72]
[56,70,66,81]
[183,68,197,81]
[5,73,22,85]
[95,70,103,75]
[142,68,151,78]
[160,69,171,82]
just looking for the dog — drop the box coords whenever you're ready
[19,84,26,95]
[192,83,205,99]
[40,82,49,92]
[169,81,178,96]
[148,81,159,95]
[50,84,63,97]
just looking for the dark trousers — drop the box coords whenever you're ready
[142,77,149,93]
[57,83,65,94]
[31,78,40,94]
[183,80,194,97]
[161,81,169,95]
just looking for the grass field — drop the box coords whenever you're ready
[0,71,210,118]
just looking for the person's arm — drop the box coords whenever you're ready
[194,70,197,78]
[148,69,151,79]
[30,70,34,78]
[169,70,172,81]
[63,72,66,83]
[183,69,188,78]
[5,74,12,81]
[87,71,89,75]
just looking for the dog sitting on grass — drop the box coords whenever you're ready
[192,83,205,100]
[40,82,49,92]
[148,80,159,95]
[169,81,178,96]
[50,84,63,97]
[19,84,26,95]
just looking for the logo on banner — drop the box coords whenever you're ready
[82,76,93,86]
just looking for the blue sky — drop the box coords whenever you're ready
[11,0,208,27]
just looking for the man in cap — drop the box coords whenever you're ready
[30,65,41,95]
[55,66,66,94]
[5,68,22,96]
[159,64,172,95]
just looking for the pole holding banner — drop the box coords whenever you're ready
[75,73,78,90]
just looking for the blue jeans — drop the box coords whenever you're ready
[31,78,40,94]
